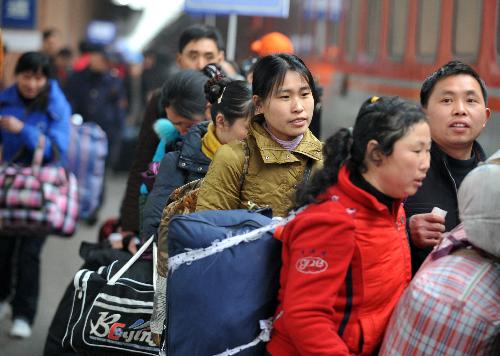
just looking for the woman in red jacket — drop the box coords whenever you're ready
[267,96,432,355]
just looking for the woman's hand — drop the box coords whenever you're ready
[0,115,24,133]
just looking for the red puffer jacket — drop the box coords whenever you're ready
[267,166,412,356]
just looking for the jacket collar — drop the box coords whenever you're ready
[431,140,486,165]
[332,165,402,215]
[249,119,322,164]
[177,121,211,172]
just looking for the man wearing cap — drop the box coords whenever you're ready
[251,31,294,57]
[379,150,500,355]
[244,32,294,84]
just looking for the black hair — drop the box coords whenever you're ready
[252,53,317,104]
[178,24,225,53]
[142,49,156,57]
[203,64,252,125]
[57,47,73,58]
[15,51,51,77]
[294,96,428,208]
[420,60,488,107]
[240,56,259,76]
[159,69,208,119]
[78,40,92,54]
[14,52,51,112]
[42,28,59,40]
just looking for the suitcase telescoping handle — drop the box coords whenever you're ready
[108,235,155,286]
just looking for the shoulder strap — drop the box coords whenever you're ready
[239,139,250,191]
[108,235,154,285]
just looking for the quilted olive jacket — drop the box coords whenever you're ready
[196,118,323,217]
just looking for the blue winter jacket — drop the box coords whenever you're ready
[141,121,210,240]
[0,80,71,164]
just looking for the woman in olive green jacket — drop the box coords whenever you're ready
[196,54,323,217]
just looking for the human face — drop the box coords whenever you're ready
[176,39,224,70]
[424,74,491,159]
[16,71,48,99]
[89,53,109,73]
[364,122,432,199]
[165,106,204,136]
[257,70,314,141]
[215,114,249,144]
[42,33,60,56]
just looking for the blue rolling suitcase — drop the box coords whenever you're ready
[66,120,108,221]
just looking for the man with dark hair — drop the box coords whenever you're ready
[119,24,224,237]
[41,28,61,57]
[54,47,73,88]
[176,24,224,70]
[406,60,491,274]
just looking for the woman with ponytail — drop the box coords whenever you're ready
[268,96,432,355]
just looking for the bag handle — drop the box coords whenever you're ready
[108,235,154,285]
[2,134,60,169]
[31,135,45,173]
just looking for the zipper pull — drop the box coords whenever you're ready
[77,288,83,299]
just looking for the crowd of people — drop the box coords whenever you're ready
[0,22,498,355]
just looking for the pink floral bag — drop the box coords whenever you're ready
[0,136,79,237]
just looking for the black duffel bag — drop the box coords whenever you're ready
[46,237,158,356]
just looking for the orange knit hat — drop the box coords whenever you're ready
[250,32,294,56]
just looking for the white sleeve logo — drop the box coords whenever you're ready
[295,257,328,274]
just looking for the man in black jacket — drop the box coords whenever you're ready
[406,61,491,275]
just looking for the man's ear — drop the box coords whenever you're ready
[176,52,182,67]
[483,107,491,127]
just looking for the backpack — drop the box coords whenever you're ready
[162,209,291,355]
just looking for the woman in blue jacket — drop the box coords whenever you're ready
[0,52,71,338]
